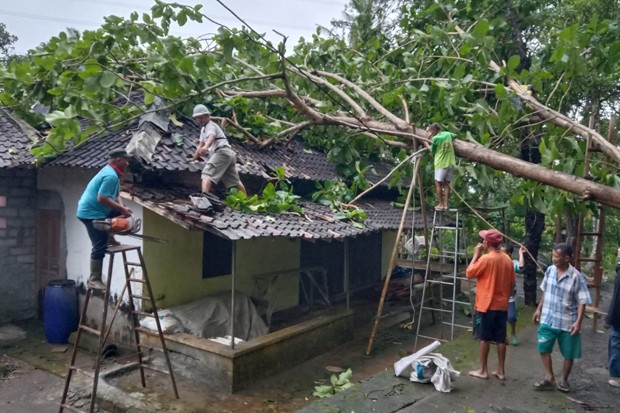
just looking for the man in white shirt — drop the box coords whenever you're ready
[190,104,246,195]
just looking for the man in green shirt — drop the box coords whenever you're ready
[425,123,456,210]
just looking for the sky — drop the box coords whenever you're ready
[0,0,349,54]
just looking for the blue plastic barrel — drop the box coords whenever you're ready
[43,280,79,344]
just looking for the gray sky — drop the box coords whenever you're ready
[1,0,348,54]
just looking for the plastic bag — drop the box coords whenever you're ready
[394,341,460,393]
[139,309,183,333]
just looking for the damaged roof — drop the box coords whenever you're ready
[0,108,37,168]
[48,117,391,183]
[123,184,427,241]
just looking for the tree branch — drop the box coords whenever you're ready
[210,116,262,144]
[313,70,410,130]
[490,61,620,164]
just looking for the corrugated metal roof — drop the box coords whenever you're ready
[123,184,428,241]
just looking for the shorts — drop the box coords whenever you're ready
[507,300,517,323]
[434,166,454,182]
[473,310,507,343]
[537,323,581,359]
[202,147,241,189]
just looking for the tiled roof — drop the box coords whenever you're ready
[122,184,428,241]
[0,108,37,168]
[48,118,393,183]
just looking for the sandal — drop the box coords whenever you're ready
[533,378,555,390]
[556,381,570,393]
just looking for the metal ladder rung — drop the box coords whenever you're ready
[440,321,471,329]
[578,257,597,262]
[78,325,101,336]
[124,262,143,267]
[440,298,470,306]
[433,225,461,230]
[420,306,452,314]
[425,279,457,286]
[580,232,602,236]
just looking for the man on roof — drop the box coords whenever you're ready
[190,104,246,196]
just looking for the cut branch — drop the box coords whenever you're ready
[489,61,620,164]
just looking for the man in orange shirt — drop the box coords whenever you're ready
[466,229,516,381]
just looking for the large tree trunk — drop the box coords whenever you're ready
[452,140,620,208]
[519,129,545,305]
[523,211,545,304]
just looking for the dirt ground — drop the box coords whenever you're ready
[1,278,619,413]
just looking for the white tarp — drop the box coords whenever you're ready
[140,291,269,341]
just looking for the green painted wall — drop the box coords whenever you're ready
[143,209,300,310]
[381,230,398,279]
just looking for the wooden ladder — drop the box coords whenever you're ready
[574,205,605,330]
[59,244,179,413]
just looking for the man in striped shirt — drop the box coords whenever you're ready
[533,243,591,393]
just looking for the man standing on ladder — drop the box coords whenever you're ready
[424,123,456,211]
[466,229,516,381]
[77,149,132,290]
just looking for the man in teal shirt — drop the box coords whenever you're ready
[425,123,456,210]
[77,149,132,289]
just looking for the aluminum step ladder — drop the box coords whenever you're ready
[414,209,473,349]
[59,244,179,413]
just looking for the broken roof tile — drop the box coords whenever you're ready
[122,184,427,241]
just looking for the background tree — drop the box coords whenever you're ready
[0,0,618,273]
[0,22,17,64]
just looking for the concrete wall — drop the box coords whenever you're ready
[139,308,355,392]
[37,167,143,343]
[143,209,300,310]
[0,168,38,324]
[38,167,143,296]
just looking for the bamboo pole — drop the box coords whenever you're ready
[365,158,421,355]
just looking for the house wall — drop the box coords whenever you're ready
[143,209,300,310]
[37,167,143,296]
[0,168,38,324]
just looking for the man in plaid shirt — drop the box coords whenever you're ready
[533,243,591,393]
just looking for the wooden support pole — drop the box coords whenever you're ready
[366,159,420,355]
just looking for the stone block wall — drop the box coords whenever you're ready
[0,168,37,324]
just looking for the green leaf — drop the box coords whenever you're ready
[472,20,490,37]
[100,72,116,88]
[45,110,66,125]
[507,55,520,72]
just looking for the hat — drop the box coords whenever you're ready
[479,229,503,246]
[108,148,130,159]
[192,104,211,117]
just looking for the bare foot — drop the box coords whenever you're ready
[492,371,505,381]
[468,369,488,379]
